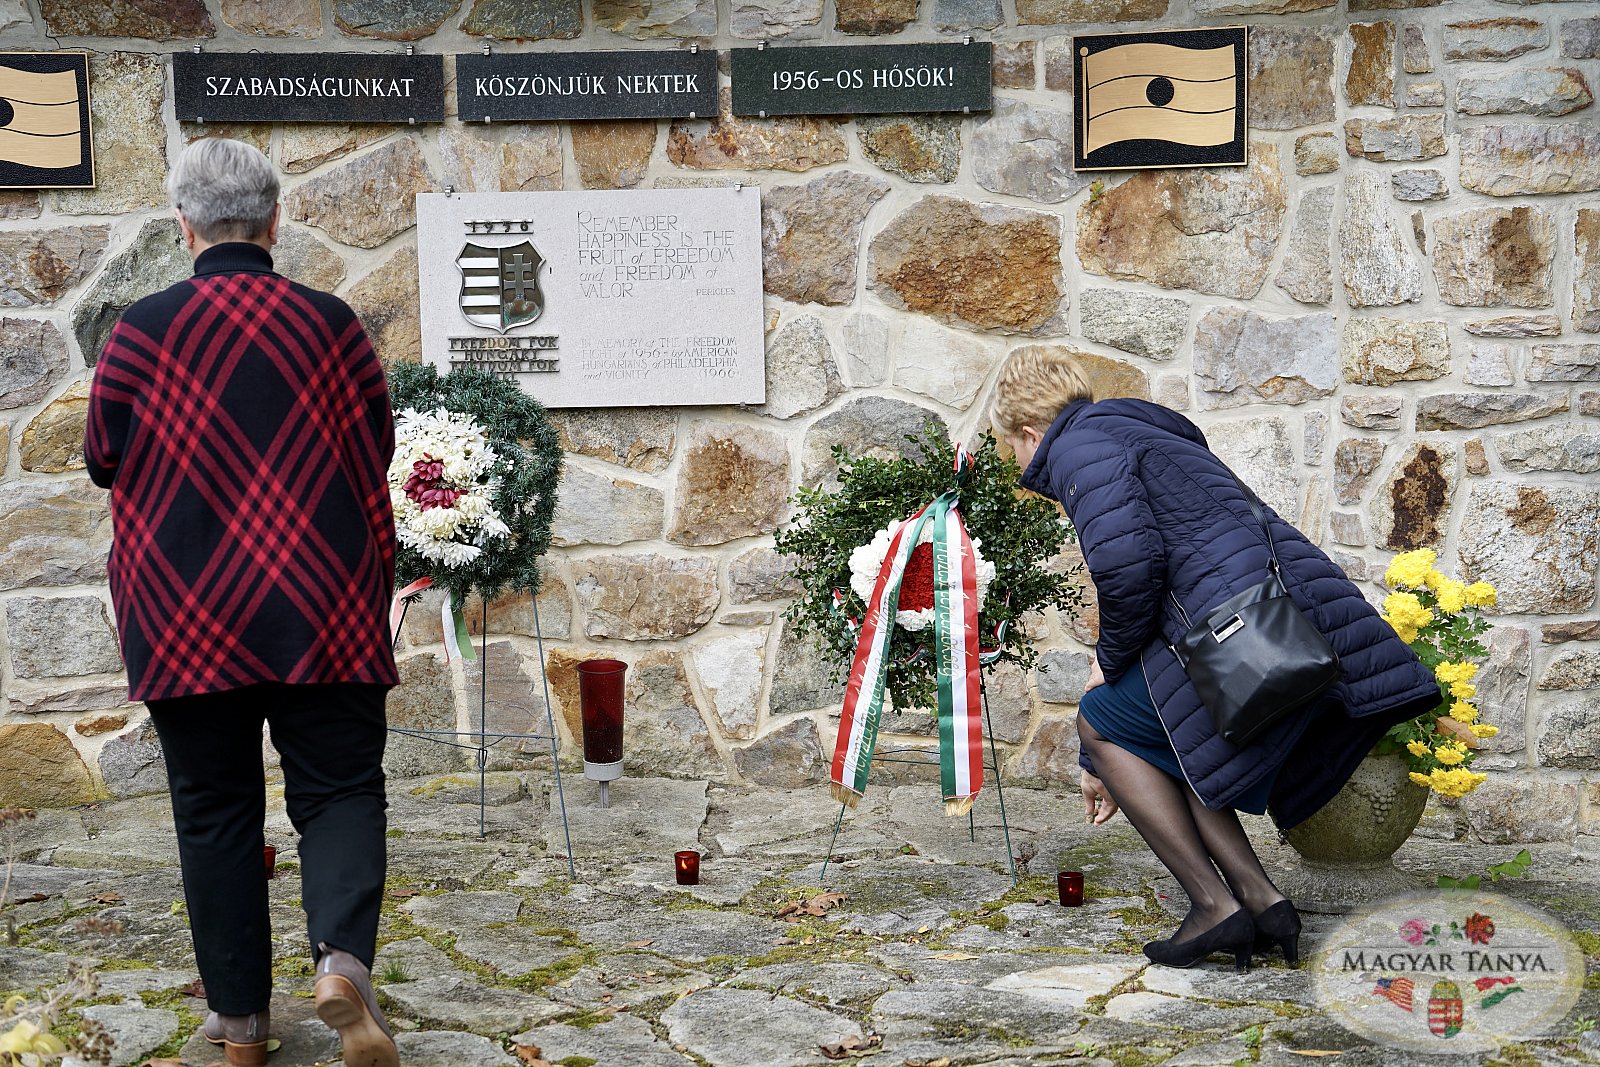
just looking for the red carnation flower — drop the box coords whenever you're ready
[899,543,936,614]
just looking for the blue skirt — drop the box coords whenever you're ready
[1079,664,1278,814]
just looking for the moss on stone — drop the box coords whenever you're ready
[507,948,593,991]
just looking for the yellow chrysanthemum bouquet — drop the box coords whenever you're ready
[1377,548,1499,798]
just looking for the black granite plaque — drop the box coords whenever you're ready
[1072,27,1247,171]
[173,52,446,124]
[0,52,94,189]
[731,42,991,117]
[457,50,718,122]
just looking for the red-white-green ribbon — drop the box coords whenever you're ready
[390,577,434,645]
[440,591,475,663]
[831,447,985,816]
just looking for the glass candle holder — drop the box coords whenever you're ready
[263,844,277,880]
[674,850,701,886]
[578,659,627,805]
[1057,870,1084,907]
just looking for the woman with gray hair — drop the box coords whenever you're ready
[85,137,400,1067]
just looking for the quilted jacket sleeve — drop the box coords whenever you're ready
[1050,429,1166,684]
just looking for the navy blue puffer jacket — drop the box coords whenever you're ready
[1020,398,1441,828]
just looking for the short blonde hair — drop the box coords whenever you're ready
[991,347,1094,435]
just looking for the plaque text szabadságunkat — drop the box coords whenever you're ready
[172,52,445,123]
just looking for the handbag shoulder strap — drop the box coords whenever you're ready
[1168,469,1285,631]
[1227,469,1281,572]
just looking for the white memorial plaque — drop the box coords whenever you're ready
[416,188,765,408]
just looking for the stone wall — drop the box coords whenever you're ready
[0,0,1596,847]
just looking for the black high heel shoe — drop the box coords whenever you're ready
[1143,909,1257,972]
[1251,899,1303,965]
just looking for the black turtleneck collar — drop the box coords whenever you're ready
[192,241,276,278]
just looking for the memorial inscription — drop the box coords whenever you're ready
[172,52,446,123]
[731,42,992,117]
[456,50,718,122]
[417,189,765,408]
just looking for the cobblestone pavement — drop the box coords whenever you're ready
[3,773,1598,1067]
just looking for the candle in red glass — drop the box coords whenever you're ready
[1057,870,1084,907]
[263,844,277,880]
[674,850,701,885]
[578,659,627,804]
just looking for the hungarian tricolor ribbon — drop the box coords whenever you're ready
[831,446,985,817]
[440,591,476,664]
[389,577,433,646]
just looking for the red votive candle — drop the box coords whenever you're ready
[263,845,277,880]
[674,850,701,885]
[578,659,626,768]
[1057,870,1084,907]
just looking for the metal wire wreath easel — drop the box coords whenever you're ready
[390,593,576,879]
[820,676,1019,887]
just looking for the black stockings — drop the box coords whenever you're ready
[1079,718,1284,941]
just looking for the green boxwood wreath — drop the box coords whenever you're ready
[386,363,562,606]
[775,422,1084,713]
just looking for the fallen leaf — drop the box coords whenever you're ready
[1435,716,1482,748]
[1287,1052,1343,1058]
[17,892,49,903]
[776,891,848,921]
[181,978,206,998]
[91,891,123,905]
[820,1034,882,1060]
[930,951,980,961]
[623,939,655,948]
[387,887,420,899]
[915,925,931,934]
[511,1043,552,1066]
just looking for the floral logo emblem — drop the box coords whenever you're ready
[1314,892,1583,1053]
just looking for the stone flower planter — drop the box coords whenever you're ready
[1273,752,1430,914]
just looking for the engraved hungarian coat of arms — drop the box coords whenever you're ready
[457,240,544,333]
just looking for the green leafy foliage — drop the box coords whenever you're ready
[774,423,1083,711]
[387,363,562,605]
[1438,848,1534,890]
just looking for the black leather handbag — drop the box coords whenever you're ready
[1168,477,1342,747]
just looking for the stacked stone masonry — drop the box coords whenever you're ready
[0,0,1596,849]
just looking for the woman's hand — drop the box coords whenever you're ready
[1081,771,1118,825]
[1084,658,1106,694]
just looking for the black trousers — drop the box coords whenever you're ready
[148,682,389,1015]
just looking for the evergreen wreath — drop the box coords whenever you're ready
[386,363,562,606]
[775,422,1084,712]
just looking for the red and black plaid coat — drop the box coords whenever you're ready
[85,242,400,702]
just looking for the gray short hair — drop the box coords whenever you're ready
[167,138,280,243]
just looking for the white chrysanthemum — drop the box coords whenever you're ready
[848,519,995,632]
[388,407,510,573]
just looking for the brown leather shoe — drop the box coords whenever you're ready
[313,942,397,1067]
[202,1010,270,1066]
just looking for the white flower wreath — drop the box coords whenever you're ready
[388,407,511,571]
[847,519,995,633]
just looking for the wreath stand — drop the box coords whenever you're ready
[389,596,576,879]
[820,676,1019,887]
